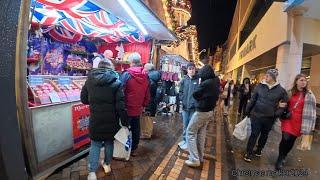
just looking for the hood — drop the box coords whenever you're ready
[88,68,117,86]
[148,70,161,82]
[261,80,280,89]
[198,65,216,81]
[127,66,148,84]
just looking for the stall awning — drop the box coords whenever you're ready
[31,0,177,43]
[161,54,190,65]
[91,0,177,41]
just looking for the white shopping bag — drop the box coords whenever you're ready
[113,125,132,161]
[233,117,251,141]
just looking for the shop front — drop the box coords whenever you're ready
[225,1,320,130]
[3,0,177,179]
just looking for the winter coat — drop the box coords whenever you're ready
[245,81,288,120]
[81,68,128,141]
[121,66,150,117]
[179,75,199,111]
[239,78,252,100]
[282,90,317,136]
[145,70,161,116]
[193,65,220,112]
[222,83,234,106]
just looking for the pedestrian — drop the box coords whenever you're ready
[178,62,199,150]
[92,50,113,69]
[80,60,128,180]
[222,79,235,116]
[120,52,150,156]
[275,74,317,170]
[244,69,288,162]
[140,63,161,139]
[185,61,220,167]
[238,78,252,117]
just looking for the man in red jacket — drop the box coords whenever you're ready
[120,52,150,155]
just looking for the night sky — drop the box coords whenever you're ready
[189,0,237,53]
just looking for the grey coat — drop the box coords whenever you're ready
[179,75,199,111]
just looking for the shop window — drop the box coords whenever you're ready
[229,40,237,59]
[239,0,274,47]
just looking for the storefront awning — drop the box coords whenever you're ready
[31,0,177,43]
[91,0,178,41]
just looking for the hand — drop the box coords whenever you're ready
[279,102,287,108]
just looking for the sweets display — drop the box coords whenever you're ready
[66,55,92,70]
[28,76,86,106]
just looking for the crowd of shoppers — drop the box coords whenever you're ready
[81,51,317,179]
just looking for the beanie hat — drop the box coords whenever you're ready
[187,62,195,69]
[266,69,279,81]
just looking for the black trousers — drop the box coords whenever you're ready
[238,98,248,115]
[128,116,140,151]
[278,132,297,159]
[246,118,274,155]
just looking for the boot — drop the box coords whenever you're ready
[275,156,285,171]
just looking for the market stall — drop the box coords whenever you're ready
[21,0,177,179]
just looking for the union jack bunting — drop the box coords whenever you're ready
[47,26,83,43]
[31,0,146,43]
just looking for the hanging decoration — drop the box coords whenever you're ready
[31,0,146,43]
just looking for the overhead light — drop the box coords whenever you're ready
[117,0,148,35]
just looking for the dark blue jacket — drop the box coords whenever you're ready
[179,75,199,111]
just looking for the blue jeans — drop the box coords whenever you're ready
[88,140,113,172]
[182,110,195,142]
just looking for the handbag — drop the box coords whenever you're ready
[297,134,313,151]
[281,93,303,120]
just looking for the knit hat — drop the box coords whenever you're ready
[187,62,195,69]
[266,69,279,81]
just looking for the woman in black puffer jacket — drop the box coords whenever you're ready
[81,60,128,179]
[244,69,288,163]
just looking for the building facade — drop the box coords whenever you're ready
[223,0,320,103]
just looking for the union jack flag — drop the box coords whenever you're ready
[31,0,146,43]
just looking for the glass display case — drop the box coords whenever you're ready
[27,75,87,107]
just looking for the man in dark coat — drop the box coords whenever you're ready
[185,62,220,167]
[178,62,199,150]
[120,52,150,155]
[244,69,288,162]
[81,59,128,179]
[140,63,161,139]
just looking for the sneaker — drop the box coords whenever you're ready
[244,154,252,162]
[180,142,188,151]
[131,150,138,157]
[178,140,185,147]
[254,150,262,157]
[185,160,200,167]
[87,172,97,180]
[140,135,151,140]
[101,161,111,174]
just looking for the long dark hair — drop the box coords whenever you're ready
[290,74,308,95]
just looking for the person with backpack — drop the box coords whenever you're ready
[81,60,128,180]
[140,63,161,139]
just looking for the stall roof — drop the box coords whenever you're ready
[91,0,177,41]
[161,54,190,65]
[31,0,177,43]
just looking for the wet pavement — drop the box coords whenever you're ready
[46,98,320,180]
